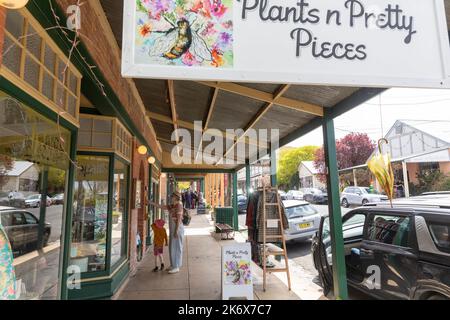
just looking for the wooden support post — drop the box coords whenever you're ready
[232,172,239,231]
[323,111,349,300]
[270,148,277,187]
[220,174,225,207]
[402,161,410,198]
[246,158,251,197]
[353,169,358,187]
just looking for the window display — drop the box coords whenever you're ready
[71,155,110,272]
[0,92,71,299]
[111,159,128,266]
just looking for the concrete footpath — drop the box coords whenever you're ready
[116,211,300,300]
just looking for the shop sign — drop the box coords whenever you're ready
[122,0,450,88]
[222,243,253,300]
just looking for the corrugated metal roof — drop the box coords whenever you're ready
[399,120,450,145]
[3,161,34,177]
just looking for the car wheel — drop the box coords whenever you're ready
[362,199,369,205]
[35,202,40,208]
[341,198,349,208]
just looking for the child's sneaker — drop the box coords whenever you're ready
[152,266,159,272]
[160,263,165,271]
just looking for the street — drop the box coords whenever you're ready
[28,205,64,243]
[238,203,371,299]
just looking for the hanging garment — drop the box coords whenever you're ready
[169,221,184,269]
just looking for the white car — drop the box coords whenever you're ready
[340,187,388,208]
[282,200,321,242]
[286,190,304,201]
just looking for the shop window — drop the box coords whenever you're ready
[1,9,81,125]
[0,91,71,300]
[111,160,129,266]
[71,155,110,273]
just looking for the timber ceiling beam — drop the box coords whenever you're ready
[147,111,268,149]
[167,80,180,154]
[198,81,324,117]
[195,87,220,161]
[217,84,291,164]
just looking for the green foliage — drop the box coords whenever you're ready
[136,0,147,13]
[277,146,318,188]
[409,170,450,196]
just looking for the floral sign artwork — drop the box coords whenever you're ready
[135,0,234,68]
[224,260,251,286]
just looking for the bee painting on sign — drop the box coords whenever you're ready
[135,0,234,68]
[149,15,213,62]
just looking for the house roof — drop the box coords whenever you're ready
[2,161,34,177]
[300,161,319,175]
[398,120,450,145]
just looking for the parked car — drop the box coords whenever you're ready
[282,200,321,242]
[52,193,64,205]
[286,190,304,201]
[0,191,26,208]
[25,194,51,208]
[312,200,450,300]
[0,206,51,257]
[237,194,247,214]
[278,190,288,201]
[303,188,328,204]
[340,187,388,208]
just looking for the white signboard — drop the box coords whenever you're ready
[122,0,450,88]
[222,243,253,300]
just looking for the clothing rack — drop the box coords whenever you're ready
[259,186,292,292]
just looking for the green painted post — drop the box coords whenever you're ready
[232,172,239,231]
[270,148,277,187]
[323,110,349,300]
[37,169,49,249]
[245,159,251,197]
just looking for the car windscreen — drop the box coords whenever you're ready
[285,204,317,219]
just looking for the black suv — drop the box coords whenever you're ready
[312,200,450,300]
[0,207,51,257]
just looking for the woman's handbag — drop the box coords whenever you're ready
[182,208,191,226]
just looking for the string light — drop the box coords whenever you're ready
[0,0,29,9]
[147,156,156,164]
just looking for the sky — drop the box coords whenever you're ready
[287,88,450,148]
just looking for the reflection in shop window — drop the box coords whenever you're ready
[0,92,70,299]
[111,160,128,267]
[71,156,110,273]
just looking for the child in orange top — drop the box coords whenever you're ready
[151,219,168,272]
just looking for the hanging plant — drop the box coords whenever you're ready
[367,139,395,207]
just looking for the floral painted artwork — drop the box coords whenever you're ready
[135,0,234,68]
[224,260,251,285]
[0,224,16,300]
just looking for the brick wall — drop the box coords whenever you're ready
[128,139,150,273]
[0,8,6,67]
[55,0,161,161]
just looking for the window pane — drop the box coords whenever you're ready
[42,71,54,100]
[5,10,24,38]
[111,160,128,266]
[25,25,41,59]
[2,35,22,75]
[0,90,70,300]
[429,224,450,253]
[24,55,40,89]
[71,155,110,273]
[368,215,410,247]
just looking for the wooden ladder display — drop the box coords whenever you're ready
[261,186,292,292]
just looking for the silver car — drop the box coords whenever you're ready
[340,187,388,208]
[283,200,321,242]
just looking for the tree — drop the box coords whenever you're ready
[0,155,13,187]
[277,146,318,189]
[314,133,376,183]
